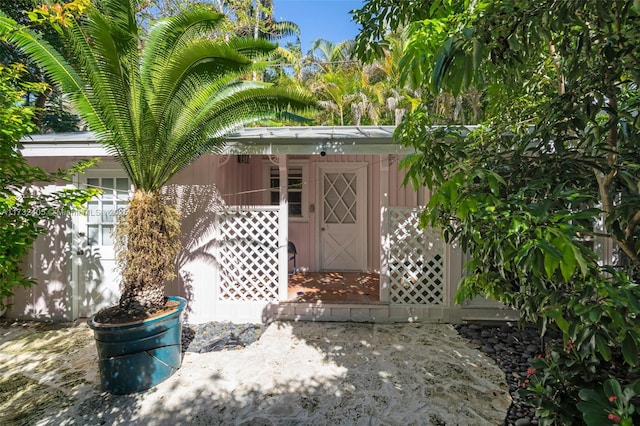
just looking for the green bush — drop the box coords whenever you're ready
[578,379,640,426]
[514,270,640,425]
[0,63,97,310]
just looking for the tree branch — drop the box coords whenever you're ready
[625,210,640,241]
[549,43,565,95]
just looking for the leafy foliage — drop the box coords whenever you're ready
[0,0,84,133]
[352,1,484,124]
[298,36,420,126]
[357,0,640,423]
[578,378,640,426]
[0,62,97,310]
[351,0,435,62]
[515,271,640,424]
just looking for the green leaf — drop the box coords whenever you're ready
[570,244,589,276]
[486,172,505,195]
[577,400,610,426]
[472,38,483,69]
[578,388,609,407]
[603,378,623,398]
[622,334,639,366]
[559,251,575,282]
[546,308,570,334]
[595,334,611,361]
[544,250,560,279]
[588,308,602,323]
[623,289,640,312]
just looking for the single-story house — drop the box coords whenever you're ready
[8,126,583,324]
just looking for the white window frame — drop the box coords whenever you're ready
[263,160,309,222]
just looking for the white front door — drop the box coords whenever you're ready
[74,171,130,317]
[318,164,367,271]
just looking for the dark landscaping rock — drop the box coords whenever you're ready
[184,321,265,353]
[481,344,496,354]
[456,324,560,426]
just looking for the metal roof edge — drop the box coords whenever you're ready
[19,125,480,156]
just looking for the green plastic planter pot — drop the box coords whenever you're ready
[87,296,187,394]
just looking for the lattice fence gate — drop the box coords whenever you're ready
[387,208,445,305]
[214,207,280,302]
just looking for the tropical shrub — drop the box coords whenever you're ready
[0,61,97,310]
[578,378,640,426]
[515,270,640,424]
[356,0,640,423]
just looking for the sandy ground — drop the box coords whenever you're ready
[0,320,511,425]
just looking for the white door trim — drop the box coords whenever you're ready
[315,162,368,271]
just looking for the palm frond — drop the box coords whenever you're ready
[263,20,300,40]
[142,8,225,87]
[0,13,105,134]
[4,4,315,192]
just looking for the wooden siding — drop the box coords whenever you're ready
[10,157,111,320]
[12,152,441,323]
[210,154,425,272]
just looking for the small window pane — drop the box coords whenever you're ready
[87,225,99,245]
[102,205,115,223]
[116,178,128,191]
[102,178,114,200]
[289,192,302,203]
[87,178,99,189]
[87,201,100,224]
[270,192,279,204]
[102,225,114,246]
[116,178,129,199]
[289,203,302,216]
[116,201,127,219]
[289,168,302,179]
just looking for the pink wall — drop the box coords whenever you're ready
[11,157,99,320]
[14,152,424,320]
[209,154,423,272]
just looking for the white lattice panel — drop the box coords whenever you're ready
[387,208,445,305]
[214,208,280,302]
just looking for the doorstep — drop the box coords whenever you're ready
[263,302,460,323]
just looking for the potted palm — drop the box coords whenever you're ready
[2,0,313,394]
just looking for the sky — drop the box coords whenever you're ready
[273,0,363,53]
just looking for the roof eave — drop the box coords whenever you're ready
[19,126,420,156]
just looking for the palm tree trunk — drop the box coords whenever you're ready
[116,189,182,313]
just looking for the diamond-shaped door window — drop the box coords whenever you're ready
[323,173,357,224]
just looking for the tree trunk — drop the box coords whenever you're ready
[116,189,182,314]
[32,89,50,129]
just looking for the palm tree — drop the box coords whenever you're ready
[305,38,356,74]
[1,0,314,317]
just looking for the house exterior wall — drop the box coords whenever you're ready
[9,157,99,321]
[9,150,512,324]
[210,154,423,273]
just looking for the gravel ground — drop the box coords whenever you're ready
[456,324,561,426]
[182,321,266,353]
